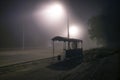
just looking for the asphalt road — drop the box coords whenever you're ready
[0,48,61,67]
[0,52,119,80]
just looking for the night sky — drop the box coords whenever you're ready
[0,0,119,49]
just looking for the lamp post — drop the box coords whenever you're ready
[38,2,70,49]
[48,3,70,49]
[67,13,70,49]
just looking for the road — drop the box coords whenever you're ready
[0,51,119,80]
[0,48,61,67]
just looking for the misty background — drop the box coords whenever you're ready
[0,0,119,50]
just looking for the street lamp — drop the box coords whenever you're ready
[66,12,70,49]
[44,2,70,49]
[45,3,65,20]
[34,2,70,48]
[69,25,79,38]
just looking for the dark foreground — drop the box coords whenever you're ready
[0,48,119,80]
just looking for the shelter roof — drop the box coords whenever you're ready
[52,36,82,42]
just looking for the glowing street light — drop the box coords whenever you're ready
[34,2,65,23]
[44,3,65,20]
[34,2,83,39]
[46,2,70,48]
[69,25,79,37]
[34,2,77,49]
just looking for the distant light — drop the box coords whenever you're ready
[61,24,84,39]
[69,25,79,36]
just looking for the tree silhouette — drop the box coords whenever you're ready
[88,1,120,48]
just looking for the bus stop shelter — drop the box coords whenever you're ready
[51,36,83,59]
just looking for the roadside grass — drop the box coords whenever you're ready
[83,47,119,62]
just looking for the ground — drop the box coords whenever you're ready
[0,48,119,80]
[0,48,60,67]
